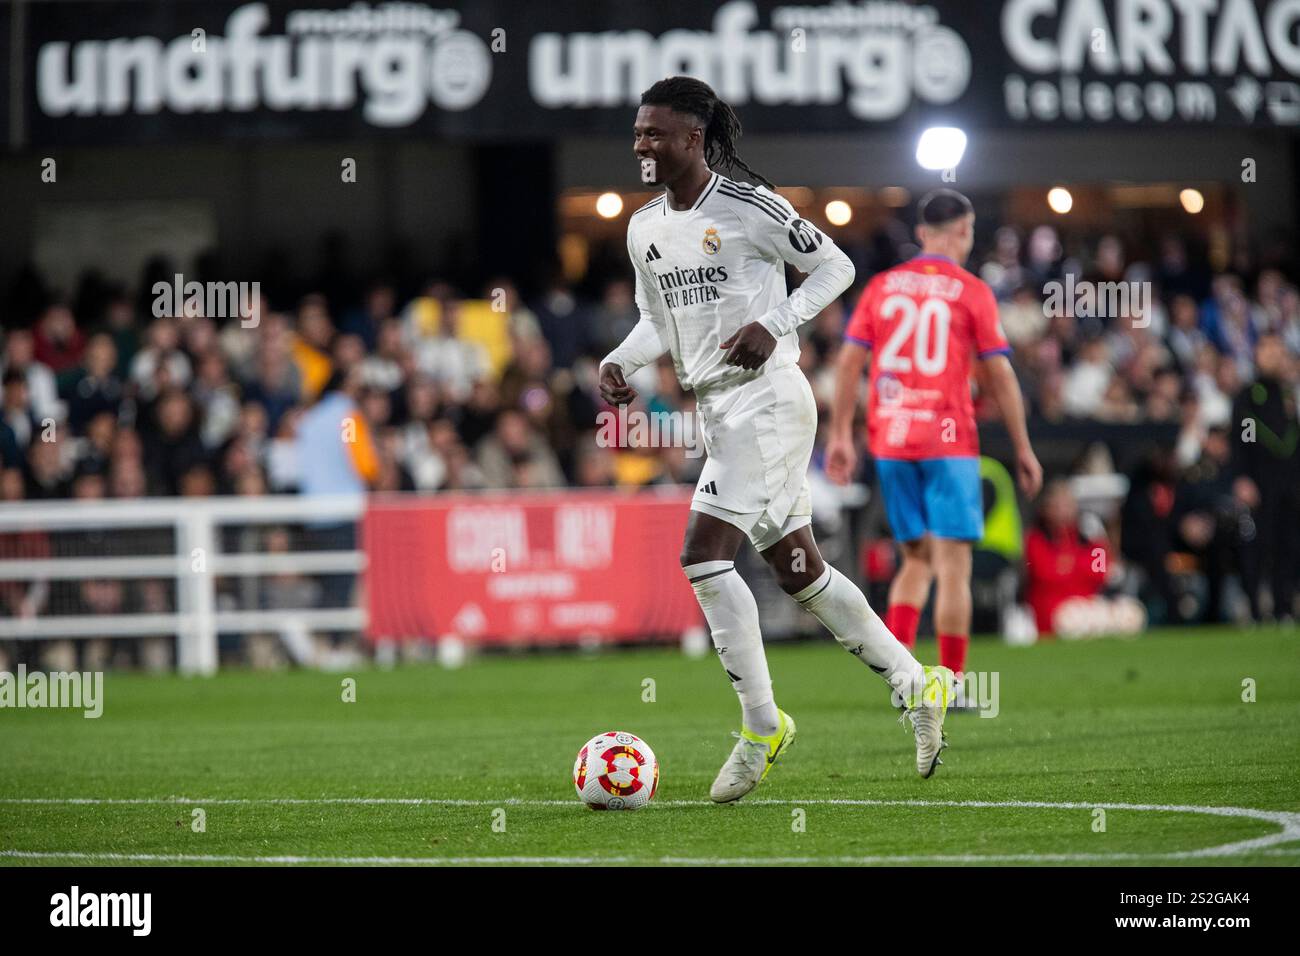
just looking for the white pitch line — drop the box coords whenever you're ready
[2,848,1299,866]
[3,797,1299,864]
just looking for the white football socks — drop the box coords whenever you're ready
[683,560,781,737]
[792,565,926,703]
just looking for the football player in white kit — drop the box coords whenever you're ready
[599,77,954,802]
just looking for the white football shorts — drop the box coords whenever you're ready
[690,364,816,552]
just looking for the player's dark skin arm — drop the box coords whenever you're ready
[719,324,778,370]
[598,363,637,405]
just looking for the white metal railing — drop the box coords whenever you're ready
[0,495,367,676]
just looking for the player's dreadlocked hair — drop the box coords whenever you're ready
[640,76,773,188]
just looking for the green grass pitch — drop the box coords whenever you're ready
[2,626,1298,866]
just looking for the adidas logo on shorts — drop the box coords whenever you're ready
[700,480,718,495]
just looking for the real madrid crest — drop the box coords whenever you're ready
[702,225,722,255]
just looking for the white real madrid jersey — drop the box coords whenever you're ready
[606,171,853,395]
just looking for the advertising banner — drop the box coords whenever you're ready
[363,490,702,643]
[13,0,1300,149]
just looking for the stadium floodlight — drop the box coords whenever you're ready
[1180,188,1205,214]
[825,200,852,226]
[1047,187,1073,214]
[596,192,624,218]
[915,127,967,171]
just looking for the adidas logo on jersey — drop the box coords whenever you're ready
[645,243,662,262]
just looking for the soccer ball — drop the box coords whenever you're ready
[572,731,659,810]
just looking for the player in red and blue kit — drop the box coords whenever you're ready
[828,190,1042,680]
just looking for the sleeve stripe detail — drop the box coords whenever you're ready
[724,179,789,219]
[716,185,786,224]
[631,196,665,218]
[844,334,873,349]
[978,346,1012,358]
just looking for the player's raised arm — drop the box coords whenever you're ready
[599,232,671,405]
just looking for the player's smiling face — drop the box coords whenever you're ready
[633,105,702,187]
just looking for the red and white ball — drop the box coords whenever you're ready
[573,731,659,810]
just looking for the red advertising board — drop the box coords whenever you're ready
[363,491,702,644]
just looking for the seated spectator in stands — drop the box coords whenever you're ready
[78,404,121,479]
[2,328,61,422]
[998,283,1049,348]
[294,294,336,391]
[1143,367,1183,423]
[33,302,85,384]
[25,434,72,500]
[373,427,416,492]
[2,370,39,450]
[0,467,49,621]
[141,389,209,496]
[1062,335,1112,418]
[416,300,490,403]
[979,225,1028,301]
[1203,280,1259,379]
[484,276,543,345]
[1121,448,1180,622]
[1096,376,1140,423]
[130,317,192,403]
[1174,426,1253,623]
[340,280,396,352]
[109,459,147,499]
[1165,293,1206,371]
[1278,285,1300,356]
[332,332,367,376]
[192,351,240,451]
[476,409,564,489]
[574,442,617,488]
[586,278,640,358]
[70,462,108,500]
[430,418,483,490]
[242,327,302,432]
[102,292,140,380]
[1025,479,1144,637]
[64,334,124,434]
[360,317,407,393]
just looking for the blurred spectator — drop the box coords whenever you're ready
[64,334,124,434]
[34,303,86,382]
[1062,336,1112,418]
[1231,333,1300,622]
[141,389,209,496]
[415,300,490,403]
[294,367,377,611]
[1024,479,1136,637]
[130,317,192,402]
[475,408,564,489]
[1173,426,1254,623]
[2,328,61,421]
[340,281,396,351]
[2,370,39,450]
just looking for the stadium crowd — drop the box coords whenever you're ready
[1,215,1298,628]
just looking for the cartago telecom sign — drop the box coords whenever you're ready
[12,0,1300,148]
[1002,0,1300,125]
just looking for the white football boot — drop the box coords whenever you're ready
[709,709,796,804]
[903,665,955,778]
